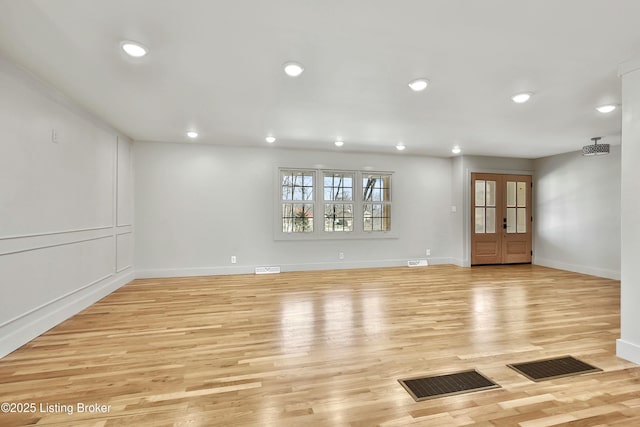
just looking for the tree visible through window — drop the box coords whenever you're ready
[363,174,391,231]
[281,170,314,233]
[324,172,354,232]
[278,168,392,236]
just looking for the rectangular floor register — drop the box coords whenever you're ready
[398,369,500,401]
[507,356,602,382]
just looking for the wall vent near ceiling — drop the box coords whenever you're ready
[255,266,281,275]
[408,259,429,267]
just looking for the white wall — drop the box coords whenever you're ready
[617,59,640,364]
[0,57,134,358]
[134,141,456,277]
[533,148,621,279]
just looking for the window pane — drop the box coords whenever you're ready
[294,204,313,232]
[475,180,486,207]
[506,181,516,207]
[282,203,314,233]
[293,186,303,200]
[324,172,354,201]
[282,186,292,200]
[363,175,390,201]
[324,204,353,232]
[302,186,312,200]
[486,181,496,207]
[517,182,527,207]
[506,207,516,233]
[475,208,485,233]
[281,170,314,201]
[363,203,390,232]
[517,208,527,233]
[486,207,496,233]
[382,204,391,231]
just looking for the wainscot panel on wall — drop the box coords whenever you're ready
[0,57,134,358]
[117,137,134,227]
[134,141,456,277]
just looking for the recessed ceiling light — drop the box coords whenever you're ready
[334,139,344,147]
[121,41,149,58]
[408,78,429,92]
[265,136,276,143]
[451,146,461,154]
[395,143,406,151]
[186,131,198,139]
[596,104,617,113]
[512,92,533,103]
[283,62,304,77]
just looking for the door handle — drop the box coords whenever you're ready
[503,224,507,229]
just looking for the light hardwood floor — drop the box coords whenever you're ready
[1,265,639,426]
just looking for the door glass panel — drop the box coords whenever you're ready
[475,181,485,207]
[517,208,527,233]
[475,208,485,233]
[486,208,496,233]
[517,182,527,207]
[506,181,516,207]
[486,181,496,207]
[506,208,516,233]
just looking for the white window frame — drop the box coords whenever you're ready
[274,167,397,240]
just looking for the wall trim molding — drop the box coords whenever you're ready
[136,257,456,279]
[0,270,134,359]
[0,234,113,257]
[617,339,640,365]
[0,225,113,241]
[0,272,113,328]
[534,256,620,280]
[117,264,133,274]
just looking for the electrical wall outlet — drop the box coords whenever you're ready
[426,249,431,256]
[339,252,345,260]
[231,256,237,264]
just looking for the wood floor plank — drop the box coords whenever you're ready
[0,264,639,426]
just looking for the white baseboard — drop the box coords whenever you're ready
[533,257,620,280]
[0,270,134,359]
[617,339,640,365]
[136,257,457,279]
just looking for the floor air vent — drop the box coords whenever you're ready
[255,266,281,275]
[408,259,429,267]
[398,369,499,401]
[507,356,601,382]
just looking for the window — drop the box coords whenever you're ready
[323,172,354,232]
[281,170,314,233]
[277,168,394,239]
[362,174,391,231]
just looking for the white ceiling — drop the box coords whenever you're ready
[1,0,639,158]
